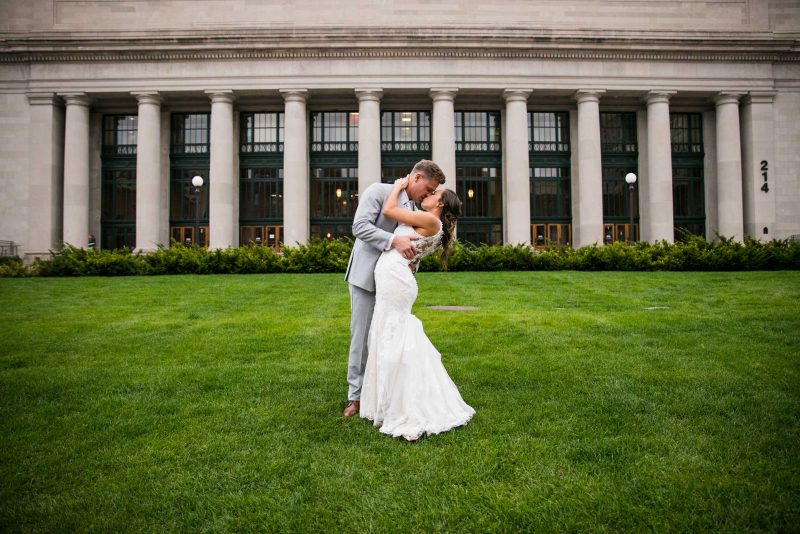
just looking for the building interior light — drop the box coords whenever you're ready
[467,188,475,199]
[336,188,342,198]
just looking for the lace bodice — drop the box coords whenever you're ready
[394,222,443,265]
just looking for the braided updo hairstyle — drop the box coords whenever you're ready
[438,189,462,269]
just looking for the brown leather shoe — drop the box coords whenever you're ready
[343,400,360,417]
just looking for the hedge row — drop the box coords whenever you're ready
[420,235,800,272]
[1,235,798,277]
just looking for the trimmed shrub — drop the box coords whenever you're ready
[0,256,29,277]
[13,234,800,277]
[281,239,352,274]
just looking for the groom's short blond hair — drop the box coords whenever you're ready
[412,160,446,184]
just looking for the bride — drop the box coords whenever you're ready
[359,176,475,441]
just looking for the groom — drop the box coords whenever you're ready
[342,160,447,417]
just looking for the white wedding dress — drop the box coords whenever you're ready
[359,222,475,441]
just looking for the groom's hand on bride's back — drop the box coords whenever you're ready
[393,235,419,260]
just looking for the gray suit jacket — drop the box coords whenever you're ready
[344,183,398,292]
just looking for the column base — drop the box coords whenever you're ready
[23,250,55,264]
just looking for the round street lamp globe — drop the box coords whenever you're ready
[625,172,637,185]
[192,175,204,187]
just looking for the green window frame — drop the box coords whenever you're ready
[600,112,638,154]
[171,113,210,155]
[601,112,638,241]
[455,111,501,152]
[528,111,570,153]
[456,166,503,246]
[240,112,284,154]
[602,167,639,219]
[381,111,431,152]
[101,114,138,250]
[170,113,210,245]
[670,113,703,154]
[102,115,138,156]
[380,110,433,184]
[311,112,359,153]
[530,167,571,220]
[310,112,359,239]
[240,168,284,223]
[529,111,572,246]
[671,112,705,239]
[455,111,503,245]
[239,112,285,246]
[310,167,359,240]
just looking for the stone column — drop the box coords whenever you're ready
[503,89,532,245]
[281,89,309,246]
[430,88,458,190]
[25,93,64,259]
[645,91,677,243]
[714,92,745,241]
[573,90,605,247]
[206,90,236,249]
[61,93,92,248]
[132,92,164,252]
[355,88,383,194]
[740,91,777,241]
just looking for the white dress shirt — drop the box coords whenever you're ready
[385,190,414,251]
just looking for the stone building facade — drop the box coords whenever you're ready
[1,0,798,259]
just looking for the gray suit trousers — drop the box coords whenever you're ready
[347,283,376,401]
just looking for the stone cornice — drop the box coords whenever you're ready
[1,27,798,63]
[26,92,62,106]
[2,47,797,64]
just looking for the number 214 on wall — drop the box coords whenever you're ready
[761,160,769,193]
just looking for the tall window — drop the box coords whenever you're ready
[171,113,209,154]
[455,111,503,245]
[240,112,284,248]
[312,112,359,152]
[310,112,359,239]
[170,113,210,246]
[601,112,639,243]
[101,115,137,249]
[381,111,432,184]
[103,115,138,156]
[529,112,571,247]
[671,113,705,239]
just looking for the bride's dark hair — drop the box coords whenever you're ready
[438,189,462,269]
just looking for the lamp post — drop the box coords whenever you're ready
[191,175,204,247]
[625,172,637,245]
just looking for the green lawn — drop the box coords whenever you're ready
[1,272,798,532]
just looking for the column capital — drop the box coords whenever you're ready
[713,91,746,106]
[354,88,383,102]
[280,89,308,103]
[430,87,458,102]
[131,91,164,105]
[574,89,606,104]
[205,90,236,104]
[644,90,677,105]
[26,92,62,106]
[58,92,92,107]
[743,91,778,105]
[502,89,532,103]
